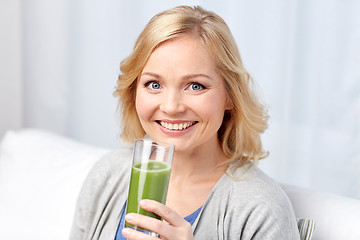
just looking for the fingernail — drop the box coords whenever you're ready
[125,213,135,221]
[139,199,148,206]
[122,228,130,237]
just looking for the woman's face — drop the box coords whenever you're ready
[135,36,230,153]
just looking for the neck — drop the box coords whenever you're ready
[170,140,229,181]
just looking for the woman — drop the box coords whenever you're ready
[70,5,300,240]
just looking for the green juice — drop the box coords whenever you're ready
[125,160,171,228]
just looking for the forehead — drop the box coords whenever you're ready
[142,36,218,76]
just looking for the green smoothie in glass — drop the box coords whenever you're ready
[124,139,174,233]
[125,161,171,228]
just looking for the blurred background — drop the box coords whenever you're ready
[1,0,359,199]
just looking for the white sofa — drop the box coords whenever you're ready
[0,129,360,240]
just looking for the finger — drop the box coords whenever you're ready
[122,226,160,240]
[126,204,194,240]
[139,199,187,227]
[125,213,169,238]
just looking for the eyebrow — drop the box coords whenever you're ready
[141,72,160,78]
[141,72,213,81]
[183,74,213,81]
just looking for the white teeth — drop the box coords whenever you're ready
[160,121,194,130]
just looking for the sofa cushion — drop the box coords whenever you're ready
[0,129,111,240]
[282,184,360,240]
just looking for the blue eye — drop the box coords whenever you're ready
[145,81,161,90]
[190,82,204,91]
[150,82,160,89]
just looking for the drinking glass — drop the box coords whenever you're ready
[124,138,174,235]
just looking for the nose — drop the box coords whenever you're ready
[159,90,186,114]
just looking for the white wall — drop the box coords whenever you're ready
[0,0,23,138]
[21,0,70,137]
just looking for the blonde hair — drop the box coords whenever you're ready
[114,5,269,169]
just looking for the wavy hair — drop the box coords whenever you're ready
[113,5,269,169]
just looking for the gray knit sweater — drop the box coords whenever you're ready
[69,148,300,240]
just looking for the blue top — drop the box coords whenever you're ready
[115,204,202,240]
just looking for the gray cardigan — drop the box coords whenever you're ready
[69,148,300,240]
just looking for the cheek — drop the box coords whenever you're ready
[192,95,227,122]
[135,94,146,119]
[135,91,155,120]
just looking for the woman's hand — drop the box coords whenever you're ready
[122,199,194,240]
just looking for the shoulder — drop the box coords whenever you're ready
[92,146,133,170]
[76,146,133,201]
[79,147,133,199]
[88,147,133,178]
[227,165,289,204]
[205,165,300,239]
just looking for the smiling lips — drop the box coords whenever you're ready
[158,121,197,131]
